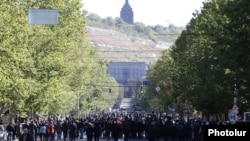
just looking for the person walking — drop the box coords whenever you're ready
[56,120,63,140]
[28,120,37,141]
[86,119,94,141]
[69,120,77,141]
[93,119,102,141]
[62,119,69,141]
[111,118,122,141]
[39,122,47,141]
[47,121,55,141]
[19,127,33,141]
[6,121,15,141]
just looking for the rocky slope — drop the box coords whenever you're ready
[86,26,173,64]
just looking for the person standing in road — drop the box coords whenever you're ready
[111,118,122,141]
[122,116,131,141]
[19,127,33,141]
[6,121,15,141]
[22,121,29,130]
[93,119,102,141]
[86,119,94,141]
[39,122,47,141]
[28,120,37,141]
[68,119,77,141]
[62,119,69,141]
[56,120,63,140]
[77,119,85,139]
[47,121,55,141]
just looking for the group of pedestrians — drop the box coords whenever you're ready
[5,111,207,141]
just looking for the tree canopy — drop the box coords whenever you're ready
[0,0,119,118]
[141,0,250,118]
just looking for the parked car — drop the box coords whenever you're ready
[0,125,7,141]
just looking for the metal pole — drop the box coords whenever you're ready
[77,92,80,118]
[31,109,33,120]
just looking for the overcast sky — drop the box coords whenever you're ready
[81,0,204,27]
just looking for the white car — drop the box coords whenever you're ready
[0,125,7,141]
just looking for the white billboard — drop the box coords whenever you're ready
[28,9,58,25]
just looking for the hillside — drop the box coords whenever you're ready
[87,26,174,64]
[85,14,183,63]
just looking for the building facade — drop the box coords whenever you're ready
[107,62,147,98]
[120,0,134,24]
[107,62,146,84]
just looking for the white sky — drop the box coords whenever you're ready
[81,0,204,27]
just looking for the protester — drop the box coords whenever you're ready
[19,127,33,141]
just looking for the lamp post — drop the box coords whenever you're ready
[139,85,143,98]
[232,87,239,120]
[77,92,80,118]
[231,77,239,122]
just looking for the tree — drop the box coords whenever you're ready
[0,0,118,118]
[145,0,250,117]
[0,0,32,115]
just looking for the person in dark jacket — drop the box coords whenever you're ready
[62,119,69,141]
[122,117,131,141]
[19,127,33,141]
[93,119,102,141]
[86,120,94,141]
[28,120,37,141]
[6,121,15,141]
[111,118,122,141]
[68,120,77,141]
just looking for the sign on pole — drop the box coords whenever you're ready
[28,9,58,25]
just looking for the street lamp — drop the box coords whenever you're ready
[77,92,80,118]
[231,78,239,122]
[140,85,143,94]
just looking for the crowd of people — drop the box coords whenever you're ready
[4,111,210,141]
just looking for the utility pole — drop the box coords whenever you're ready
[77,92,80,118]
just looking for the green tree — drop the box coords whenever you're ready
[0,0,32,115]
[0,0,118,118]
[146,0,250,118]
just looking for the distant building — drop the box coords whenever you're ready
[120,0,134,24]
[107,62,146,84]
[107,62,147,98]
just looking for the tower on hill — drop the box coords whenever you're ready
[120,0,134,24]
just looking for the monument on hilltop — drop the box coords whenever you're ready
[120,0,134,24]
